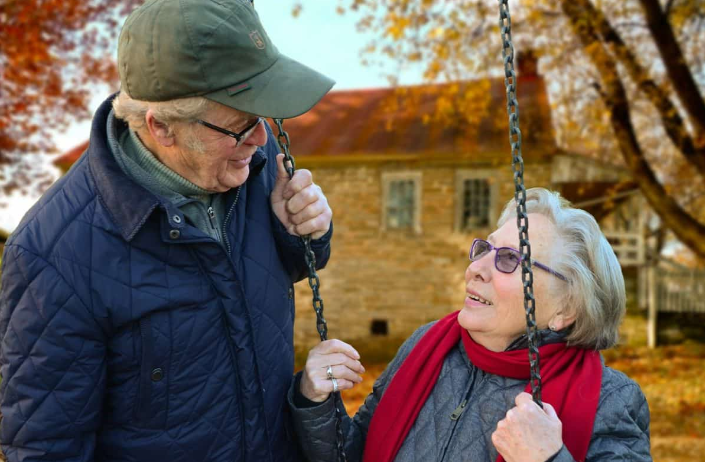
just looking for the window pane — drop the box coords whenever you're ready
[388,179,415,229]
[462,179,490,229]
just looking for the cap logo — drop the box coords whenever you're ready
[249,31,266,49]
[227,82,251,96]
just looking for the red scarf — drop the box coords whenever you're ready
[363,311,601,462]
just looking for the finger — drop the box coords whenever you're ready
[514,391,533,407]
[289,199,328,225]
[286,184,320,215]
[329,364,364,383]
[283,169,313,200]
[294,214,332,239]
[328,378,356,393]
[316,339,361,359]
[491,429,505,452]
[273,153,291,189]
[309,353,365,374]
[307,339,354,359]
[542,401,558,419]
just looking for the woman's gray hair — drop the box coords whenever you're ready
[497,188,625,350]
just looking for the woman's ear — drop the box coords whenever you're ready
[144,109,176,148]
[549,309,576,331]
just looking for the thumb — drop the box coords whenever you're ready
[271,153,291,200]
[542,401,558,419]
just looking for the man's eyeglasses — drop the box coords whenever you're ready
[469,238,569,282]
[196,117,263,147]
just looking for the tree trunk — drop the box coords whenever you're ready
[639,0,705,139]
[561,0,705,258]
[576,0,705,175]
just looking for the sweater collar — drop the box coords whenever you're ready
[88,93,267,242]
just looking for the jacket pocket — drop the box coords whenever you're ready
[133,315,169,428]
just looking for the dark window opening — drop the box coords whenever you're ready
[461,179,491,230]
[371,319,389,336]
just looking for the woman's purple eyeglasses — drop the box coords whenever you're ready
[469,238,569,282]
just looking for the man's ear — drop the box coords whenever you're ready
[144,109,175,148]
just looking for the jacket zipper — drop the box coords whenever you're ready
[439,371,486,462]
[219,185,272,461]
[449,399,468,421]
[186,246,246,461]
[220,311,247,462]
[222,186,241,256]
[206,206,222,243]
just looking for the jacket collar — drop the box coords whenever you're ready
[88,93,267,242]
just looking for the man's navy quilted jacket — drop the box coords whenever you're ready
[0,95,331,461]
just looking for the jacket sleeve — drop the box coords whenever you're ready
[287,324,433,462]
[270,214,332,283]
[262,122,333,282]
[550,379,652,462]
[0,244,107,462]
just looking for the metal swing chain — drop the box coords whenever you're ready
[497,0,543,406]
[273,118,348,462]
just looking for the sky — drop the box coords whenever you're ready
[52,1,425,154]
[0,0,424,233]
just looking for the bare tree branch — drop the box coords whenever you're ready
[639,0,705,138]
[561,0,705,258]
[665,0,677,17]
[575,0,705,175]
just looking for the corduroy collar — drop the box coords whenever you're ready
[88,93,266,242]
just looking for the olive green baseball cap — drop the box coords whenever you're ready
[118,0,335,118]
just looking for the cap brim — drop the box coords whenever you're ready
[205,54,335,119]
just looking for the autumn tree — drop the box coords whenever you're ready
[0,0,140,209]
[332,0,705,258]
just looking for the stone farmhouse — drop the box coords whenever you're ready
[54,57,650,349]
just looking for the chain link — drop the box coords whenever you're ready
[274,118,348,462]
[498,0,543,406]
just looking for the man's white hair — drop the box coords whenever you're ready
[112,92,214,153]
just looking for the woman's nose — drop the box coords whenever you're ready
[466,258,490,283]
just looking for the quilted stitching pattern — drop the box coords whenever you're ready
[0,96,331,462]
[290,324,652,462]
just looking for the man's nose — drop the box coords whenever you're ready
[244,121,267,147]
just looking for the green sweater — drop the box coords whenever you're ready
[107,110,226,244]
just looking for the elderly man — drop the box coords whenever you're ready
[0,0,334,461]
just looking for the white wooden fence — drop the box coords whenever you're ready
[604,231,645,266]
[646,264,705,347]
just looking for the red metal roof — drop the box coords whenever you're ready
[54,76,556,168]
[276,76,556,162]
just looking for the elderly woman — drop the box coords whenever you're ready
[289,188,651,462]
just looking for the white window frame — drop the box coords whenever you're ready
[455,170,499,232]
[381,171,422,234]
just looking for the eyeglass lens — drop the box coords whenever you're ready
[470,239,521,274]
[236,118,261,145]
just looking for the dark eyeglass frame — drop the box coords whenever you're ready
[196,117,263,146]
[469,238,569,282]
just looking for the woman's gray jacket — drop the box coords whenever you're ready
[288,323,651,462]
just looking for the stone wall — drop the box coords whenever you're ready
[292,159,554,350]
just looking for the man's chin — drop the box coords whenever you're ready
[220,165,250,190]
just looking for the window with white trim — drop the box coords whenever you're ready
[455,170,498,231]
[382,172,422,233]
